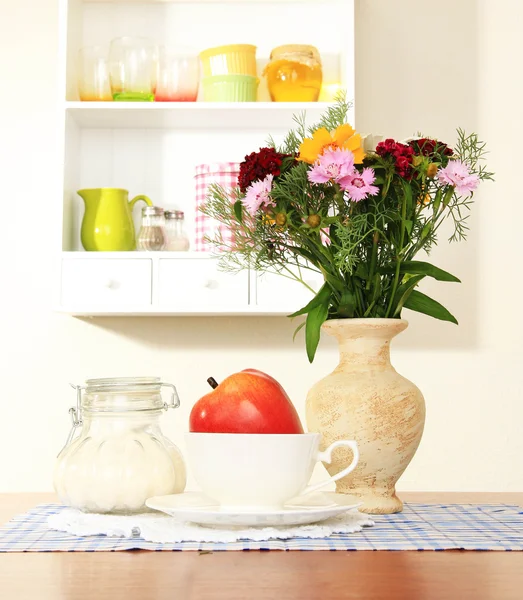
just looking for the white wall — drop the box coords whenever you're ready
[0,0,521,492]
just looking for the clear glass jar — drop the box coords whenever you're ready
[54,377,186,514]
[155,50,200,102]
[263,44,322,102]
[164,210,190,251]
[136,206,166,251]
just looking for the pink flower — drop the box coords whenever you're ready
[437,160,479,195]
[341,168,379,202]
[242,174,275,215]
[308,149,355,185]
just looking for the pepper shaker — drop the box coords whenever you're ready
[136,206,166,251]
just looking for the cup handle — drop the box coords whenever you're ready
[129,195,153,210]
[300,440,359,496]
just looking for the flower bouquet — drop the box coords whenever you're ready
[202,97,492,362]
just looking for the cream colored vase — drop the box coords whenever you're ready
[306,318,425,514]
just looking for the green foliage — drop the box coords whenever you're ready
[305,298,330,363]
[201,99,492,361]
[312,93,353,133]
[289,284,332,318]
[379,261,461,282]
[403,290,458,325]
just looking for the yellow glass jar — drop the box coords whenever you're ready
[264,44,322,102]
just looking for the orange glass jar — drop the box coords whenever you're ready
[264,45,322,102]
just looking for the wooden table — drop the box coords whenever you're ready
[0,493,522,600]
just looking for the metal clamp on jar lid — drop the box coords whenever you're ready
[63,377,180,450]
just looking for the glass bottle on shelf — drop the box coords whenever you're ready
[263,44,323,102]
[136,206,166,251]
[164,210,190,251]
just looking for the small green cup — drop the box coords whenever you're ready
[202,74,259,102]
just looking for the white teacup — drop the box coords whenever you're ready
[185,433,359,510]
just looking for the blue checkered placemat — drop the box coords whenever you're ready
[1,503,522,552]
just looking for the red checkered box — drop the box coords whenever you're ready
[194,162,240,252]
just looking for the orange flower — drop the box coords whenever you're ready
[426,163,438,178]
[417,184,431,205]
[298,124,365,164]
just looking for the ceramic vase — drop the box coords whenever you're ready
[306,318,425,514]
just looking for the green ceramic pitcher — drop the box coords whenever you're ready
[78,188,152,251]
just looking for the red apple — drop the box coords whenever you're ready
[189,369,304,434]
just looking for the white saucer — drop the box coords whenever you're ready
[145,491,362,527]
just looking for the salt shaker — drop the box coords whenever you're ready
[164,210,190,251]
[136,206,166,251]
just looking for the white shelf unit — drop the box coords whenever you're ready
[65,102,335,129]
[60,251,324,315]
[58,0,354,316]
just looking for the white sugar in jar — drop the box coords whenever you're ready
[54,378,186,514]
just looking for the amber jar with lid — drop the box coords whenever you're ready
[264,44,322,102]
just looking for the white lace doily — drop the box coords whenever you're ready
[48,508,374,543]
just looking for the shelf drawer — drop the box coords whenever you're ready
[255,269,323,309]
[158,258,249,308]
[61,258,152,307]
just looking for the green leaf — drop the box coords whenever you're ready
[404,290,458,325]
[292,321,306,342]
[379,261,461,283]
[420,221,432,240]
[375,304,387,317]
[337,290,356,318]
[371,273,382,303]
[392,274,425,317]
[288,283,331,318]
[281,155,297,171]
[305,302,329,363]
[287,246,317,265]
[401,180,414,217]
[433,188,443,214]
[322,271,344,293]
[355,263,368,279]
[233,200,243,223]
[404,220,413,236]
[443,187,455,208]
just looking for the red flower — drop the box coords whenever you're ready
[376,138,397,156]
[409,138,453,158]
[238,147,287,193]
[395,156,412,177]
[376,139,414,179]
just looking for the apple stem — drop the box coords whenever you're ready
[207,377,219,389]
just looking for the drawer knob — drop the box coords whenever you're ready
[204,279,219,290]
[105,280,120,290]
